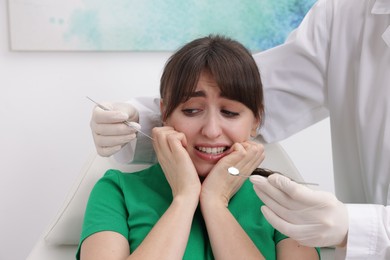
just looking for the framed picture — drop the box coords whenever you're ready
[8,0,315,51]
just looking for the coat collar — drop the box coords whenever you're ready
[372,0,390,14]
[372,0,390,46]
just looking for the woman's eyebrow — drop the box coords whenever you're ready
[189,90,206,97]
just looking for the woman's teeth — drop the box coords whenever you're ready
[197,146,227,155]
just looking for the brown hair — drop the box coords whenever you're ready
[160,35,264,124]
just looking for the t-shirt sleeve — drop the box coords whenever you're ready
[76,170,128,259]
[274,229,288,245]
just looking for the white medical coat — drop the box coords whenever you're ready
[256,0,390,258]
[117,0,390,258]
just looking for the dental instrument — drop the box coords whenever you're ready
[228,166,319,186]
[86,96,154,141]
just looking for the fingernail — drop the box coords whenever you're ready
[128,122,141,130]
[249,175,267,184]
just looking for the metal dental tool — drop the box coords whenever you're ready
[228,166,319,186]
[86,96,154,141]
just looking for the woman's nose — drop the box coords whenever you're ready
[201,114,222,138]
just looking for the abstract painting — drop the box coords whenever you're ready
[8,0,316,51]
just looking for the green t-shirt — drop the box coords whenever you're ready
[77,164,298,259]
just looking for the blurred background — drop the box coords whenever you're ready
[1,0,333,259]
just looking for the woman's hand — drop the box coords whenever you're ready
[200,141,265,207]
[199,141,266,260]
[152,126,201,202]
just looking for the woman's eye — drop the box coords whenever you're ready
[221,110,239,117]
[182,109,201,116]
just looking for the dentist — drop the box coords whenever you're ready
[90,0,390,258]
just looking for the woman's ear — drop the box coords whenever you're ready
[250,117,260,137]
[160,99,164,112]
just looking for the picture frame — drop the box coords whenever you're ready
[8,0,315,52]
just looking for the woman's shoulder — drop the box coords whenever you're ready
[100,164,166,187]
[99,163,171,203]
[104,163,162,178]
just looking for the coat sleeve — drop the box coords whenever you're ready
[255,0,330,143]
[114,96,161,164]
[337,204,390,259]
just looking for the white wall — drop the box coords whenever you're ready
[0,1,334,259]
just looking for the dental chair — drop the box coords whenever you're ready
[27,143,334,260]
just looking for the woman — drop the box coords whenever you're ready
[78,35,319,259]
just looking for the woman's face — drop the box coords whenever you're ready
[163,71,260,178]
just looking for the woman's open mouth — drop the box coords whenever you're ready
[195,146,229,155]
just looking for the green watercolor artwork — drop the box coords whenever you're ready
[9,0,316,52]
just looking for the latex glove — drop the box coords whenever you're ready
[250,174,348,247]
[90,102,141,157]
[201,141,265,207]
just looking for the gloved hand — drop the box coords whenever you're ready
[90,102,141,157]
[250,174,348,247]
